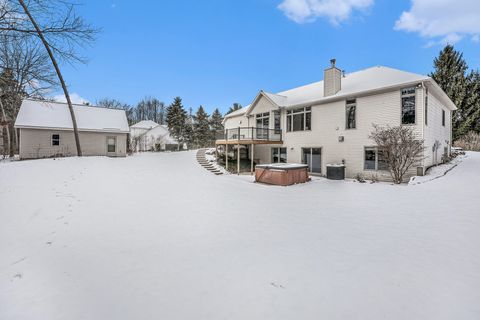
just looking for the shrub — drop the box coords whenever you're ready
[354,173,366,183]
[455,131,480,151]
[369,125,425,184]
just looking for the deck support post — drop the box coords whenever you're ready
[237,143,240,174]
[225,144,228,171]
[251,143,254,174]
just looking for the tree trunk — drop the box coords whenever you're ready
[17,0,82,156]
[0,98,11,157]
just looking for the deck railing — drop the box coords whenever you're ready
[216,127,282,142]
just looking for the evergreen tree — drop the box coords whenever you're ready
[226,102,242,115]
[183,124,195,150]
[210,108,223,131]
[193,105,210,148]
[458,70,480,136]
[210,108,224,143]
[430,45,469,139]
[166,97,187,150]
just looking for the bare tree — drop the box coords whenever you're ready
[369,124,425,184]
[97,98,134,125]
[1,0,98,156]
[0,97,10,156]
[0,35,57,155]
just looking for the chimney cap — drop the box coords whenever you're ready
[330,58,336,67]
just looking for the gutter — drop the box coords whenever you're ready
[14,125,130,134]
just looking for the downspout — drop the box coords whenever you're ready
[421,81,426,172]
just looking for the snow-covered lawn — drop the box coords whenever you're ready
[1,151,479,320]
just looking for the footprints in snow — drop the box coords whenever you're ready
[270,282,285,289]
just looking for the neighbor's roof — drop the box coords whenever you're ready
[14,99,130,133]
[227,66,455,119]
[130,120,159,129]
[144,124,178,144]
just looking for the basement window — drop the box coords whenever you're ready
[364,147,388,171]
[401,87,416,124]
[51,134,60,146]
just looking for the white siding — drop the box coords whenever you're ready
[423,90,452,168]
[222,85,452,181]
[224,114,248,129]
[19,128,127,159]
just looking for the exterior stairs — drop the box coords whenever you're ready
[196,148,223,175]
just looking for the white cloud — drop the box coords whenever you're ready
[278,0,374,24]
[395,0,480,45]
[53,93,90,105]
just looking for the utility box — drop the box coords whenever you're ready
[326,164,345,180]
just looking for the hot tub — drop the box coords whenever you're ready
[255,163,309,186]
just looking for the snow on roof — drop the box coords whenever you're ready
[14,99,129,133]
[144,124,179,144]
[224,106,249,119]
[230,66,443,118]
[273,66,429,107]
[262,92,288,106]
[131,120,159,129]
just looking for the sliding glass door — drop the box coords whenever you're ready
[302,148,321,173]
[271,147,287,163]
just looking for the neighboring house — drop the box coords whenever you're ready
[14,99,129,159]
[218,60,456,180]
[130,120,182,151]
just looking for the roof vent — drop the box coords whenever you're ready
[324,59,341,97]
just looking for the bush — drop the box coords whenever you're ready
[369,125,424,184]
[354,173,366,183]
[455,131,480,151]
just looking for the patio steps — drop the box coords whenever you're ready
[196,149,223,175]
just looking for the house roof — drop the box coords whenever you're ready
[143,124,179,144]
[224,107,249,119]
[235,66,456,118]
[14,99,130,133]
[131,120,159,129]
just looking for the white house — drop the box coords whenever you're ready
[217,60,456,180]
[130,120,181,151]
[14,99,129,159]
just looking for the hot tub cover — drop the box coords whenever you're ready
[256,163,308,170]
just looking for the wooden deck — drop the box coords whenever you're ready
[215,139,283,145]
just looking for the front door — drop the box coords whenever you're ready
[302,147,321,173]
[107,136,117,156]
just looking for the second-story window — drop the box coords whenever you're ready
[273,110,281,134]
[287,106,311,132]
[256,112,270,139]
[256,112,269,128]
[346,99,356,129]
[442,109,446,126]
[401,87,416,124]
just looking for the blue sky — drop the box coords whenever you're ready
[59,0,480,114]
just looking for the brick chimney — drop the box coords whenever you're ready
[324,59,341,97]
